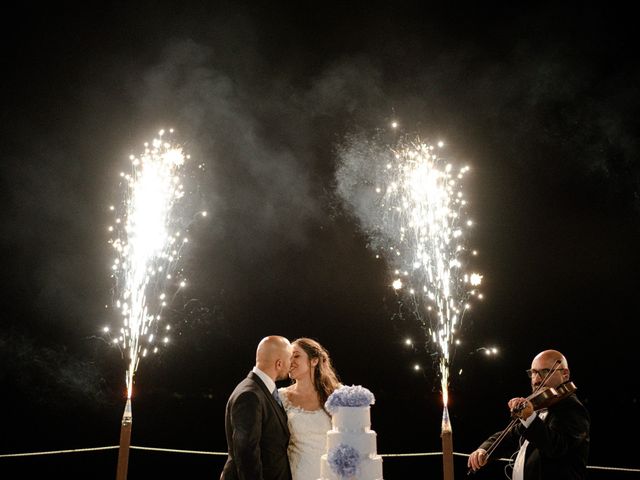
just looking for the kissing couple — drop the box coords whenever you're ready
[220,335,342,480]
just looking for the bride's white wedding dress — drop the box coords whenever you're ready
[279,388,331,480]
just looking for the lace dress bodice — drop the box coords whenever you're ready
[279,388,331,480]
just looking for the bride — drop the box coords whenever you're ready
[279,338,341,480]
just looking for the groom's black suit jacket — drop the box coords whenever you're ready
[220,371,292,480]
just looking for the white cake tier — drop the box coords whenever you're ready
[331,406,371,432]
[319,454,383,480]
[326,430,378,457]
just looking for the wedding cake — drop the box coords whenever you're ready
[319,385,383,480]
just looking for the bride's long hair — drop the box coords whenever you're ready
[293,338,341,406]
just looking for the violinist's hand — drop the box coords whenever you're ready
[508,397,534,420]
[468,448,488,471]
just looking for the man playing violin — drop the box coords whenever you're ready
[468,349,590,479]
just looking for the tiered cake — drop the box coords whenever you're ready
[319,385,383,480]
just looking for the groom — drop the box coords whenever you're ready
[220,335,293,480]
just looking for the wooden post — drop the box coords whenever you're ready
[441,406,454,480]
[116,398,132,480]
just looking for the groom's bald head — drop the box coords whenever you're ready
[256,335,292,381]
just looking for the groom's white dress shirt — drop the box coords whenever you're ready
[252,366,276,395]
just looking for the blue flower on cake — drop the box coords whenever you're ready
[324,385,375,414]
[327,443,361,478]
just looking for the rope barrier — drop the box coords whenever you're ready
[1,445,638,473]
[130,446,226,456]
[0,446,119,457]
[380,452,442,457]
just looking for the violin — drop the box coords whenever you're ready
[510,381,577,418]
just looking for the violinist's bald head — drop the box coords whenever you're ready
[530,349,570,389]
[534,350,569,369]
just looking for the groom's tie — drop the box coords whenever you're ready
[272,388,283,408]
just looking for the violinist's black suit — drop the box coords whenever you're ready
[478,387,590,479]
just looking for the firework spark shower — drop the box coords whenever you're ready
[335,129,482,402]
[107,129,199,399]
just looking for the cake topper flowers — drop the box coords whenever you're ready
[325,385,375,414]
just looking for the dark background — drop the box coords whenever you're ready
[1,2,638,479]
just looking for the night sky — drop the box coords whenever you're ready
[1,3,639,479]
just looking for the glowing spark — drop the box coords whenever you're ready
[476,346,499,356]
[107,129,196,399]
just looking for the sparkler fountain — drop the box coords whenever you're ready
[336,129,482,480]
[106,129,201,479]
